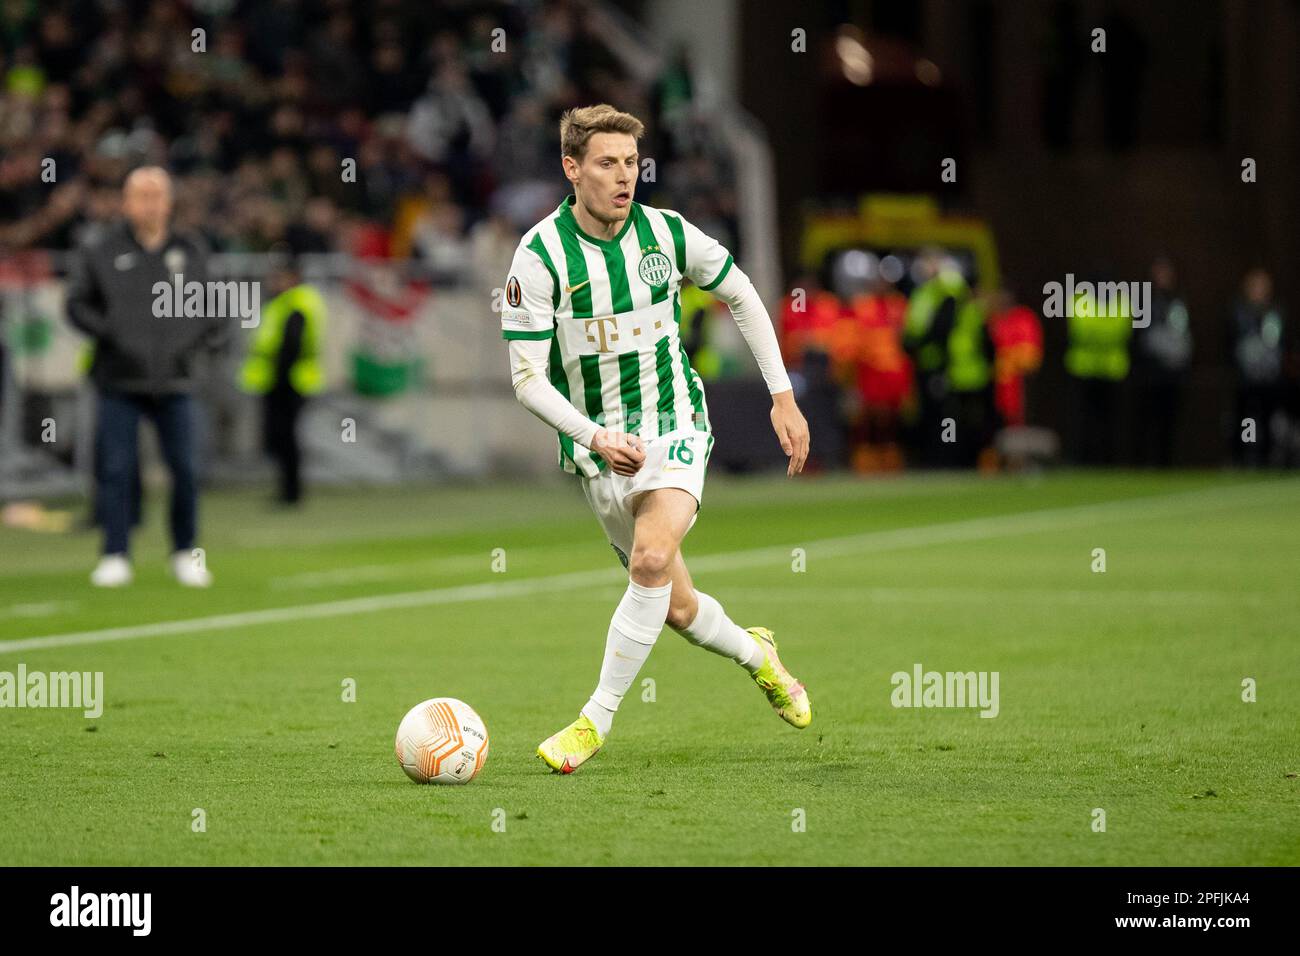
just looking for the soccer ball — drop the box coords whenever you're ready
[395,697,490,785]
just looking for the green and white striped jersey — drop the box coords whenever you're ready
[501,195,734,476]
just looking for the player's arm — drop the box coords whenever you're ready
[681,221,809,476]
[713,269,809,476]
[502,245,645,474]
[507,339,646,475]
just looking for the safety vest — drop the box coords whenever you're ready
[239,284,327,395]
[905,270,968,373]
[947,299,991,392]
[1065,289,1131,381]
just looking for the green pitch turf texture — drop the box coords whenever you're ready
[1,470,1297,866]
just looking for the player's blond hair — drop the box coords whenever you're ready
[559,105,645,160]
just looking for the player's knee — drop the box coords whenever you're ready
[628,542,674,582]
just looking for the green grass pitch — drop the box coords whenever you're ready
[1,470,1297,865]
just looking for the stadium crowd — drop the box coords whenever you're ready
[0,0,737,271]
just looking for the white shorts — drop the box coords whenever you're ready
[580,429,712,568]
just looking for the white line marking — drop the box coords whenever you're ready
[1,480,1292,655]
[0,568,621,655]
[2,601,78,619]
[267,544,565,589]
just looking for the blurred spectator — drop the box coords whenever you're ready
[495,95,556,185]
[1065,278,1132,465]
[844,278,910,472]
[986,289,1043,430]
[1133,256,1192,466]
[946,289,995,470]
[903,250,966,466]
[407,62,494,189]
[779,272,841,368]
[411,202,471,274]
[65,167,218,587]
[286,196,340,256]
[239,256,327,505]
[1229,267,1286,467]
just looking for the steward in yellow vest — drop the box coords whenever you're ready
[905,268,967,375]
[947,297,992,394]
[240,283,327,396]
[239,271,327,503]
[1065,287,1131,381]
[1065,285,1131,465]
[905,261,995,467]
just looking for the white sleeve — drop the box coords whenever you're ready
[679,217,735,292]
[710,262,793,395]
[500,241,556,341]
[508,338,601,448]
[501,239,600,447]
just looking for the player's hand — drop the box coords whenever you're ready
[590,428,646,476]
[770,391,810,476]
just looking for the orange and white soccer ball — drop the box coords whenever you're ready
[395,698,489,784]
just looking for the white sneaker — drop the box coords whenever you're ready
[91,554,133,587]
[170,550,213,588]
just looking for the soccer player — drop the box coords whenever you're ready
[502,105,812,773]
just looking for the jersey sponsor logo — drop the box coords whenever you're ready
[505,276,522,307]
[501,308,533,328]
[583,316,620,353]
[638,251,672,287]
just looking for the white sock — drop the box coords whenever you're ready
[581,579,671,738]
[675,590,764,674]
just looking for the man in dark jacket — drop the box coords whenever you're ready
[1229,268,1286,467]
[66,167,223,587]
[1133,256,1193,466]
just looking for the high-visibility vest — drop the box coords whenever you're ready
[947,299,991,392]
[1065,290,1131,381]
[905,270,968,373]
[239,284,327,395]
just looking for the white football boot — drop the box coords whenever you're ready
[90,554,133,588]
[170,550,213,588]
